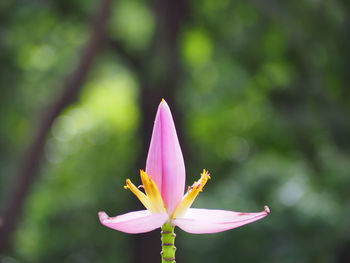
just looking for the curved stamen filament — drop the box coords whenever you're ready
[171,169,211,218]
[124,179,153,212]
[124,171,166,214]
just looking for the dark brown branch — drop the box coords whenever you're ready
[0,0,112,253]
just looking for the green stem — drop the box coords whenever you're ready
[161,222,176,263]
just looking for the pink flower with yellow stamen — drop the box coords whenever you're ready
[98,99,270,234]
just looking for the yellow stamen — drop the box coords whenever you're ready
[124,171,166,214]
[140,170,166,213]
[124,179,153,212]
[172,169,211,218]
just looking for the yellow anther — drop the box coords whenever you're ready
[197,169,210,191]
[171,169,211,218]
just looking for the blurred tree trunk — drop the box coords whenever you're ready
[131,0,187,262]
[0,0,112,253]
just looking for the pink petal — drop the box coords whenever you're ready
[98,210,168,234]
[146,100,185,214]
[173,206,270,234]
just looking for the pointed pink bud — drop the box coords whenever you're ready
[146,99,185,214]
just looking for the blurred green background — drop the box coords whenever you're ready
[1,0,350,262]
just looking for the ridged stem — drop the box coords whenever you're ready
[161,222,176,263]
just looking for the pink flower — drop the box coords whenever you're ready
[98,100,270,234]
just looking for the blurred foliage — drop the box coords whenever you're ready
[1,0,350,262]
